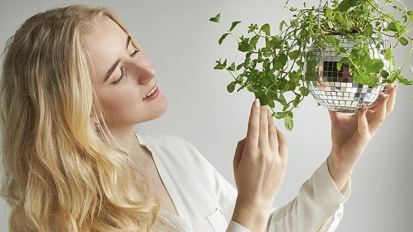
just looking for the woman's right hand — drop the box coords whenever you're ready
[231,99,289,232]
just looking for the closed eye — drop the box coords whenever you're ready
[130,49,140,58]
[111,50,140,86]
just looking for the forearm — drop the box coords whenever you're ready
[327,153,353,193]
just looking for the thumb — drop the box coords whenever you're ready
[233,138,246,170]
[357,105,369,137]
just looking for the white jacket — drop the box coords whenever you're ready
[137,134,351,232]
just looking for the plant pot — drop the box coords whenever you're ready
[304,35,388,113]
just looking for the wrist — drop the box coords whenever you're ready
[232,198,271,232]
[327,154,353,192]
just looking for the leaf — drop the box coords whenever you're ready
[288,50,300,60]
[218,33,229,45]
[408,11,413,23]
[284,111,294,131]
[279,20,286,31]
[398,76,412,85]
[227,81,236,93]
[213,59,226,70]
[386,22,399,32]
[209,13,221,23]
[398,36,408,46]
[324,6,333,18]
[227,62,236,71]
[380,70,389,79]
[367,59,384,73]
[364,24,373,38]
[337,0,360,12]
[299,86,309,96]
[270,36,282,49]
[238,37,250,52]
[229,21,241,31]
[384,48,393,60]
[260,23,271,36]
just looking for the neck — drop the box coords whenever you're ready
[108,124,151,167]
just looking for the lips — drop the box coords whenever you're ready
[143,85,158,100]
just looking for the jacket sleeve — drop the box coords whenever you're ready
[215,160,351,232]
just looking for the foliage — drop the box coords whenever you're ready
[210,0,413,130]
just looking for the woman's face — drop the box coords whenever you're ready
[86,16,167,129]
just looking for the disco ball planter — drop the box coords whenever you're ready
[211,0,413,130]
[304,35,389,113]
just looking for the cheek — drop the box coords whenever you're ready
[100,87,142,115]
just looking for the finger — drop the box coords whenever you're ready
[267,110,278,151]
[385,83,397,116]
[258,106,269,148]
[357,105,369,138]
[369,94,389,132]
[276,129,289,159]
[233,138,246,169]
[246,99,260,147]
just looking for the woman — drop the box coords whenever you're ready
[0,4,397,232]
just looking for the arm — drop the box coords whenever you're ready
[229,99,288,232]
[327,83,397,192]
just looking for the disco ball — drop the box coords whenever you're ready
[304,35,389,113]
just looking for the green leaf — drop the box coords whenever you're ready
[299,86,309,96]
[324,6,333,18]
[386,22,399,32]
[269,36,282,49]
[238,37,250,52]
[267,99,275,108]
[364,24,373,38]
[209,13,221,23]
[337,0,360,12]
[229,21,241,31]
[227,81,236,93]
[260,23,271,36]
[384,48,393,60]
[367,59,384,73]
[293,95,301,107]
[279,20,286,31]
[398,36,408,46]
[380,70,389,79]
[278,53,288,67]
[218,33,229,45]
[398,76,412,85]
[273,60,282,70]
[408,11,413,23]
[288,50,300,60]
[227,62,236,71]
[213,59,226,70]
[284,111,294,131]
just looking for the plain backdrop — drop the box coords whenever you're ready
[0,0,412,231]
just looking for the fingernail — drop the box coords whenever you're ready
[254,99,260,108]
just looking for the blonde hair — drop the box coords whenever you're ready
[0,5,162,232]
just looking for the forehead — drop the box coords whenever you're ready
[86,16,128,80]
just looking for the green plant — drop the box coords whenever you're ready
[210,0,413,130]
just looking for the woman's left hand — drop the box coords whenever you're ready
[327,83,397,192]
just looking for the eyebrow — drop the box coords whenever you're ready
[103,35,132,83]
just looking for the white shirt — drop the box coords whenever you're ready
[137,133,351,232]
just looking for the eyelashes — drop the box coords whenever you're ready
[111,49,140,86]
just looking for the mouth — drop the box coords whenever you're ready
[143,85,159,100]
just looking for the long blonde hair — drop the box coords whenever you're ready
[0,5,161,232]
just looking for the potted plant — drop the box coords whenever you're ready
[210,0,413,130]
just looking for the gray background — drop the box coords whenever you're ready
[0,0,412,231]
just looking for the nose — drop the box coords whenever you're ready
[128,58,155,85]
